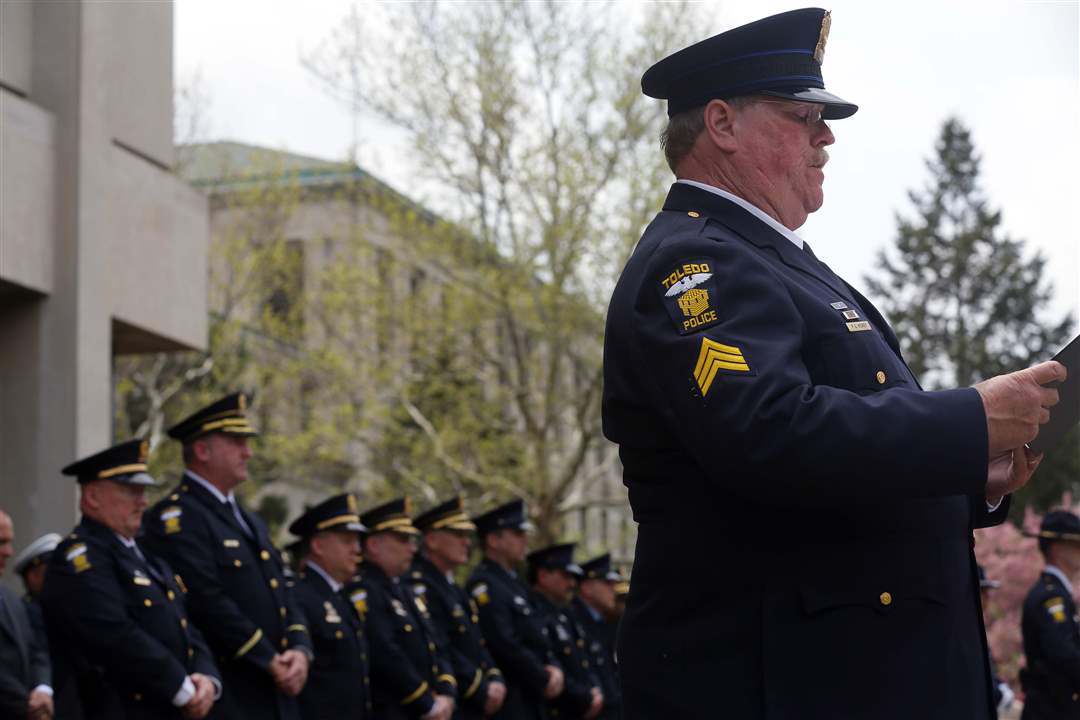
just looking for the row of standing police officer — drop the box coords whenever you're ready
[37,391,624,720]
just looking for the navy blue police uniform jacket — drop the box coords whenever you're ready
[143,472,312,720]
[569,598,620,720]
[1021,570,1080,719]
[40,516,220,720]
[408,557,505,720]
[294,566,371,719]
[603,182,1007,720]
[467,559,557,720]
[531,592,598,719]
[359,562,457,719]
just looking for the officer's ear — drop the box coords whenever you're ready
[703,98,740,153]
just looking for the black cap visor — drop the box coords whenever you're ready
[757,87,858,119]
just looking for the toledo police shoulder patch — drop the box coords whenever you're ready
[658,258,721,335]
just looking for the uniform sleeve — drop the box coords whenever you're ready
[143,504,278,672]
[365,586,435,717]
[425,588,486,706]
[470,581,550,697]
[0,591,32,716]
[25,602,52,688]
[972,494,1011,529]
[1030,596,1080,685]
[630,233,989,505]
[40,542,189,706]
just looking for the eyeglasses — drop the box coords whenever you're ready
[754,98,826,127]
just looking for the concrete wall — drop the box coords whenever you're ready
[0,0,208,572]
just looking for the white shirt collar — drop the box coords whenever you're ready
[184,469,235,505]
[1046,565,1074,595]
[675,179,805,250]
[305,560,343,593]
[114,534,138,549]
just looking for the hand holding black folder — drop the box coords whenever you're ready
[1029,333,1080,454]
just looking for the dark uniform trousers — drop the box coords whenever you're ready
[468,559,556,720]
[409,558,505,720]
[531,594,597,719]
[569,598,620,719]
[604,183,1006,719]
[144,473,312,720]
[1021,571,1080,719]
[40,516,219,720]
[359,563,457,719]
[294,568,371,719]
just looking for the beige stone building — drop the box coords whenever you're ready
[0,1,208,552]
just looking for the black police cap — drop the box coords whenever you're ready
[1034,510,1080,543]
[360,497,421,536]
[167,391,258,444]
[289,493,367,538]
[527,542,583,578]
[642,7,857,119]
[580,553,622,582]
[61,438,156,486]
[414,496,477,533]
[473,498,533,537]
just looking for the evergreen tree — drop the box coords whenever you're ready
[865,117,1076,512]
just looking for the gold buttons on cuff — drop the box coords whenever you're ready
[270,578,279,589]
[261,550,270,561]
[876,370,887,384]
[879,592,892,606]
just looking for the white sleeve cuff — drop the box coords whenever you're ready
[31,685,53,697]
[986,497,1004,512]
[172,676,196,707]
[209,675,223,700]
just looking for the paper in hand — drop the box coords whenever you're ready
[1029,333,1080,454]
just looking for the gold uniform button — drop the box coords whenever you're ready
[167,590,175,601]
[432,665,439,674]
[404,624,413,633]
[335,630,344,639]
[180,618,188,629]
[280,606,287,619]
[281,639,288,649]
[233,559,242,568]
[270,578,279,589]
[261,550,270,561]
[879,592,892,606]
[188,648,194,659]
[143,599,152,607]
[876,370,887,384]
[687,211,700,218]
[428,642,435,652]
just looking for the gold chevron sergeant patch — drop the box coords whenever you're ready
[693,338,752,397]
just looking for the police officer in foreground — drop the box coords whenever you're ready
[359,497,456,719]
[411,497,506,718]
[527,544,602,719]
[13,532,62,668]
[603,7,1064,718]
[467,500,563,720]
[289,493,371,719]
[570,555,621,719]
[41,439,221,719]
[1020,511,1080,719]
[144,392,312,719]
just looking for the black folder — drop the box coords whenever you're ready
[1029,333,1080,454]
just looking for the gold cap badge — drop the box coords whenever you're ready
[814,11,831,64]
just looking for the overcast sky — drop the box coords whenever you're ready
[175,0,1080,328]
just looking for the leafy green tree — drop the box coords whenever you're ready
[302,0,703,541]
[865,117,1076,512]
